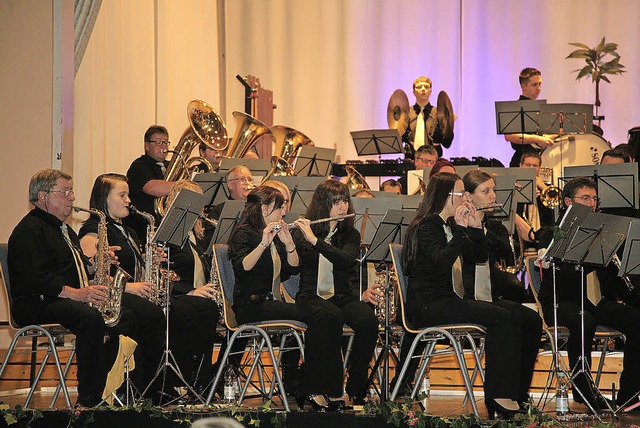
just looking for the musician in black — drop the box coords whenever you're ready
[462,170,541,405]
[504,68,556,167]
[8,169,142,407]
[293,180,379,408]
[538,177,640,410]
[401,172,522,418]
[78,173,165,398]
[195,142,225,173]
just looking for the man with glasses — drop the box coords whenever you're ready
[398,145,438,194]
[537,177,640,411]
[126,125,176,240]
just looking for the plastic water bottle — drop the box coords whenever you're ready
[224,366,237,404]
[556,372,569,415]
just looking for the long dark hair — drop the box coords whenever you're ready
[305,180,354,239]
[462,170,494,195]
[230,186,285,237]
[403,172,460,269]
[89,173,128,218]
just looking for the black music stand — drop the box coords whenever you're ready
[482,167,537,205]
[208,200,245,248]
[563,163,639,209]
[142,189,207,405]
[485,175,516,219]
[272,176,325,215]
[619,219,640,278]
[362,209,417,402]
[352,198,403,247]
[292,146,336,177]
[350,129,403,158]
[539,103,593,135]
[495,100,546,135]
[194,172,230,209]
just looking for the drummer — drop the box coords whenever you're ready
[504,68,557,167]
[403,76,452,158]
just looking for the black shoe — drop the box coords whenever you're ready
[327,396,345,412]
[485,398,519,419]
[295,393,329,411]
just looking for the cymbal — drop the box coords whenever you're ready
[436,91,454,147]
[387,89,410,135]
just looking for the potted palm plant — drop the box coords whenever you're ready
[566,37,626,120]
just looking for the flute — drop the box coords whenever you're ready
[273,213,355,232]
[475,203,503,211]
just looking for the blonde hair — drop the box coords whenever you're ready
[412,76,432,90]
[166,179,205,239]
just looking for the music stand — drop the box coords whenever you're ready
[495,100,546,135]
[208,200,245,248]
[218,158,271,178]
[352,198,403,247]
[619,219,640,278]
[485,175,516,219]
[292,146,336,177]
[398,195,422,210]
[539,103,593,135]
[194,172,230,209]
[482,167,537,205]
[350,129,403,158]
[272,176,325,215]
[142,189,208,405]
[563,163,639,209]
[542,204,592,262]
[362,209,416,402]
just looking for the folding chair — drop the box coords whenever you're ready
[388,243,486,415]
[0,243,75,408]
[204,244,306,410]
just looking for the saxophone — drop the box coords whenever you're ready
[373,263,398,323]
[208,251,225,318]
[74,206,131,327]
[128,205,179,307]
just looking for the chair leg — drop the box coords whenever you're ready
[51,344,75,407]
[447,332,480,415]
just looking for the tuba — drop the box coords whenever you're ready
[129,205,179,308]
[155,100,228,216]
[344,165,371,190]
[73,206,131,327]
[261,156,296,183]
[261,125,314,183]
[225,111,272,159]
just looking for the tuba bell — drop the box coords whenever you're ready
[344,165,371,190]
[270,125,314,162]
[261,156,296,183]
[155,100,227,216]
[225,111,272,159]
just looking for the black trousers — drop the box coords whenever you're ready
[169,295,220,389]
[296,294,378,398]
[543,299,640,402]
[409,296,520,400]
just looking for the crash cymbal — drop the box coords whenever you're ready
[437,91,454,147]
[387,89,410,135]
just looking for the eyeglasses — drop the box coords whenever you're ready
[416,157,437,166]
[449,191,465,197]
[49,189,75,197]
[228,176,253,184]
[147,140,171,147]
[573,195,599,203]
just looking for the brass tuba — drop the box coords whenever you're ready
[225,111,272,159]
[261,125,313,183]
[155,100,228,216]
[261,156,296,183]
[344,165,371,190]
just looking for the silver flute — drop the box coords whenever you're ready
[272,213,355,232]
[474,203,503,211]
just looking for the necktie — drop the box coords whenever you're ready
[527,203,541,232]
[443,224,464,298]
[61,224,90,288]
[270,243,282,301]
[156,162,166,175]
[586,271,602,306]
[474,226,492,302]
[414,108,426,150]
[188,232,206,287]
[317,229,337,299]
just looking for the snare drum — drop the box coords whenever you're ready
[540,133,611,186]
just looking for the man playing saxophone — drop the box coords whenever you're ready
[7,169,151,407]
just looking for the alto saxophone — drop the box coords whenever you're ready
[128,205,179,307]
[74,206,131,327]
[208,252,225,319]
[373,263,398,323]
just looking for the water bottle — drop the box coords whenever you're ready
[419,370,431,410]
[224,366,237,404]
[556,372,569,415]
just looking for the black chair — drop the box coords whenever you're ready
[0,243,75,408]
[388,243,486,415]
[204,244,306,410]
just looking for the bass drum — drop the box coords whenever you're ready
[540,134,611,187]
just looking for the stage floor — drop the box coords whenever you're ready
[1,390,638,427]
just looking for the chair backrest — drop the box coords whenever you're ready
[389,243,415,333]
[0,243,18,330]
[524,255,549,328]
[212,244,238,329]
[281,274,300,302]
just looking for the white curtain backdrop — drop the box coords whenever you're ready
[74,0,640,207]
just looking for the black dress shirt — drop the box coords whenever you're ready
[508,95,542,167]
[404,214,487,318]
[294,227,360,300]
[125,154,167,239]
[229,226,299,304]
